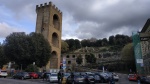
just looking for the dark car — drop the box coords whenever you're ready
[36,72,43,79]
[66,75,74,84]
[74,72,81,76]
[94,74,101,83]
[84,74,95,84]
[99,72,110,83]
[140,76,150,84]
[74,75,86,84]
[13,72,30,80]
[140,76,147,83]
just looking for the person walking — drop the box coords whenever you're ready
[85,73,89,84]
[58,71,61,84]
[109,73,115,84]
[61,72,64,83]
[70,72,74,83]
[42,72,47,81]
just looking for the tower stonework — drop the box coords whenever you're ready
[35,2,62,71]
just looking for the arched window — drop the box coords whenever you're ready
[52,32,59,47]
[50,51,58,69]
[53,14,60,30]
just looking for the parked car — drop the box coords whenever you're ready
[140,76,150,84]
[66,75,74,84]
[48,73,58,83]
[94,74,101,83]
[74,75,86,84]
[112,73,119,81]
[36,72,43,79]
[140,76,147,83]
[0,70,8,78]
[85,72,94,75]
[99,72,110,83]
[74,72,81,76]
[13,72,30,80]
[80,72,86,76]
[85,74,95,84]
[28,72,38,79]
[144,76,150,84]
[128,74,139,81]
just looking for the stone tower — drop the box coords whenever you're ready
[35,2,62,71]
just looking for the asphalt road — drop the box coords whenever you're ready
[0,73,138,84]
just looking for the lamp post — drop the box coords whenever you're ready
[33,62,35,72]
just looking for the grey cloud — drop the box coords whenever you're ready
[0,22,24,38]
[72,0,150,39]
[1,0,150,40]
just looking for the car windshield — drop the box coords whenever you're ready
[51,73,57,76]
[1,71,7,72]
[64,73,70,76]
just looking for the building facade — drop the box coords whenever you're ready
[140,19,150,74]
[61,51,121,71]
[35,2,62,71]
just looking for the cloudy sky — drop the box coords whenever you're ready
[0,0,150,43]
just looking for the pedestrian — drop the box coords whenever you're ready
[109,73,115,84]
[85,73,89,84]
[130,69,132,73]
[58,71,61,84]
[42,72,47,81]
[61,72,64,82]
[70,72,74,83]
[137,76,141,84]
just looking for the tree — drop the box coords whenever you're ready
[74,39,81,49]
[3,32,51,69]
[28,32,51,68]
[85,53,96,64]
[95,39,102,47]
[25,64,39,72]
[61,40,69,53]
[3,32,30,69]
[121,43,134,61]
[81,39,91,47]
[0,44,8,69]
[65,39,81,51]
[65,39,74,51]
[109,35,115,45]
[102,38,108,46]
[121,43,136,72]
[76,55,83,65]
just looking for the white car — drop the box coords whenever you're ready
[113,73,119,81]
[48,73,58,83]
[0,70,8,78]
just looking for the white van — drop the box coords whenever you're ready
[0,70,8,78]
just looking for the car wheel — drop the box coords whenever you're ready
[21,77,24,80]
[12,76,15,79]
[31,77,33,79]
[101,79,104,83]
[38,76,41,79]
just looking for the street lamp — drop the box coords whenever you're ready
[33,62,35,72]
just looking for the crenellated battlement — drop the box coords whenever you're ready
[36,2,62,15]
